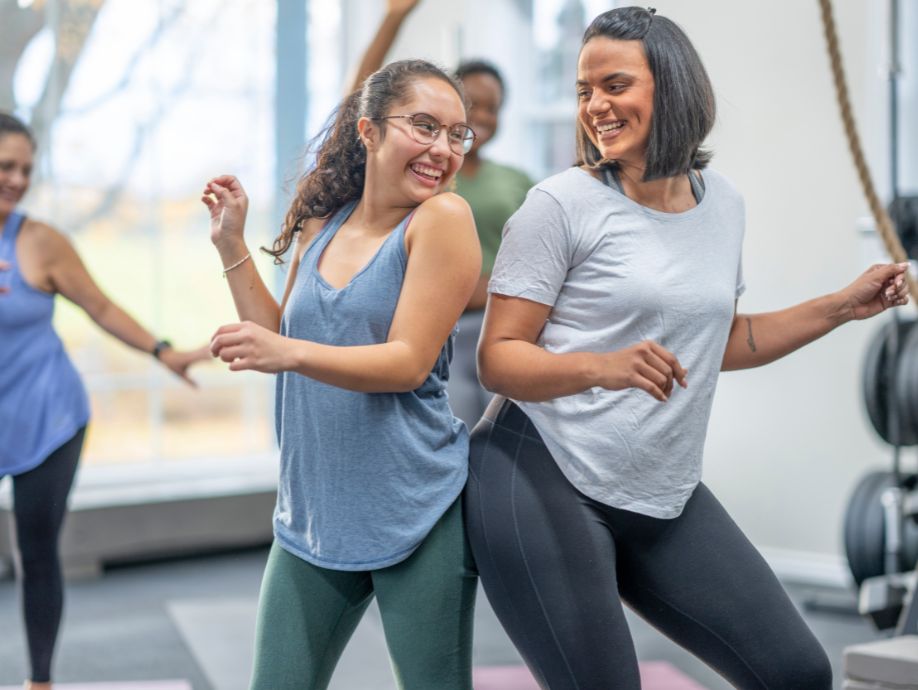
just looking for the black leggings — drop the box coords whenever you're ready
[464,400,832,690]
[11,427,85,683]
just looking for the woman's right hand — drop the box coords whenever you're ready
[597,341,688,402]
[202,175,249,251]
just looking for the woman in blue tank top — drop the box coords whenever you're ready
[203,60,481,689]
[0,112,209,690]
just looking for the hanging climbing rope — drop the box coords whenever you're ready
[817,0,918,303]
[823,0,918,636]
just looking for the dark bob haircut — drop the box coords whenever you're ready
[576,7,715,181]
[0,112,36,149]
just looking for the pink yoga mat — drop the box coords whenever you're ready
[473,661,708,690]
[0,680,193,690]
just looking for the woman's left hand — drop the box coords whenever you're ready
[159,345,212,387]
[841,262,911,321]
[210,321,293,373]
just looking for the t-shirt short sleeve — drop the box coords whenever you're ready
[735,249,746,298]
[488,189,572,307]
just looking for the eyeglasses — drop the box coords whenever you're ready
[374,113,477,155]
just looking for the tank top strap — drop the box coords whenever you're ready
[392,207,417,244]
[0,211,25,253]
[600,165,622,194]
[600,166,706,203]
[371,207,416,271]
[303,201,358,269]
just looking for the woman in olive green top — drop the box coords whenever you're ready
[350,0,534,426]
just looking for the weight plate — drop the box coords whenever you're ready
[862,320,916,445]
[899,324,918,445]
[845,470,918,585]
[845,470,888,585]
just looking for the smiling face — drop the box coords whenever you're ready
[0,132,34,219]
[461,71,502,154]
[360,76,468,206]
[577,37,655,173]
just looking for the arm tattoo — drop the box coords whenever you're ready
[745,317,757,353]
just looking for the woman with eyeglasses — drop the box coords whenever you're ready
[465,7,909,690]
[203,59,480,689]
[351,0,534,429]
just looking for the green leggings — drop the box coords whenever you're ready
[250,498,477,690]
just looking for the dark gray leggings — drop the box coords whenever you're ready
[463,399,832,690]
[11,427,85,683]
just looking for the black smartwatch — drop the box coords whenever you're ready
[152,339,172,360]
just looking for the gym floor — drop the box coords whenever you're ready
[0,547,883,690]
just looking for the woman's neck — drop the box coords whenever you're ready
[349,194,414,235]
[616,163,696,213]
[352,165,422,231]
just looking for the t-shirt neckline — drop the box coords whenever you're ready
[575,166,709,221]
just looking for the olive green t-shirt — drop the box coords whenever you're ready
[455,160,533,275]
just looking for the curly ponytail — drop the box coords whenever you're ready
[264,59,464,263]
[265,92,366,262]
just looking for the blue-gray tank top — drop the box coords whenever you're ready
[273,201,469,570]
[0,212,90,476]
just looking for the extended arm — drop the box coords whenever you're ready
[210,193,481,393]
[722,262,910,371]
[42,225,208,384]
[347,0,421,94]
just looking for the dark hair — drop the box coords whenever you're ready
[455,60,506,102]
[0,112,36,149]
[576,7,715,180]
[265,59,463,263]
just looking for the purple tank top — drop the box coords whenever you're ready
[0,212,89,476]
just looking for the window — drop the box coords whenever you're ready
[5,0,281,468]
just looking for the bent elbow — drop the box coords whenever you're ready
[407,368,430,392]
[477,369,495,394]
[387,364,431,394]
[476,355,503,396]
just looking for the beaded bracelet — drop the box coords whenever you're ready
[222,253,251,278]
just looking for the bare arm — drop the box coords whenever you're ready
[211,193,482,393]
[465,273,489,311]
[478,293,687,403]
[42,226,209,384]
[722,262,910,371]
[203,175,283,332]
[347,0,421,94]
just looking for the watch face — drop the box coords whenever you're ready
[153,340,172,358]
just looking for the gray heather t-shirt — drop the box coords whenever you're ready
[489,166,745,518]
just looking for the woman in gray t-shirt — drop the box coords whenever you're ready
[464,8,909,690]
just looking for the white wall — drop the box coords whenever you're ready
[650,0,907,583]
[344,0,910,583]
